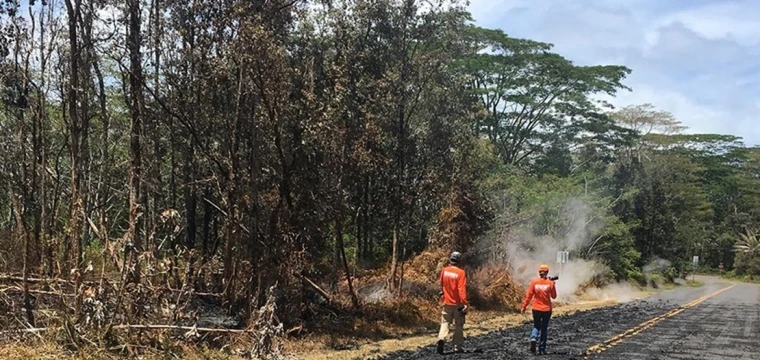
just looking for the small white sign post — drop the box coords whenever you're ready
[692,256,699,282]
[556,250,569,277]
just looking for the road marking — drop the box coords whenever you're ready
[584,284,736,358]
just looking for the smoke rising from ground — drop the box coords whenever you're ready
[643,257,672,275]
[482,197,642,303]
[642,257,673,287]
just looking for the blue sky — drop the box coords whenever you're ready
[468,0,760,145]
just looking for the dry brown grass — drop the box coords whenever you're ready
[0,341,247,360]
[285,246,644,360]
[0,284,643,360]
[0,245,649,360]
[0,298,622,360]
[469,266,524,310]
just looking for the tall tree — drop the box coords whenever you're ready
[126,0,144,282]
[460,27,631,166]
[63,0,87,276]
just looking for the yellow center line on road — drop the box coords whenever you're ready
[583,284,736,359]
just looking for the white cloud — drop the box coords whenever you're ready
[467,0,760,145]
[655,0,760,46]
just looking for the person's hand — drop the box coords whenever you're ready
[520,307,526,314]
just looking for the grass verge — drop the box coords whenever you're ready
[723,275,760,284]
[686,279,704,287]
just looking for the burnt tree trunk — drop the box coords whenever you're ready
[336,216,360,309]
[201,185,212,258]
[93,57,110,253]
[149,0,163,253]
[79,0,93,257]
[126,0,144,283]
[222,68,244,306]
[183,148,197,249]
[63,0,84,278]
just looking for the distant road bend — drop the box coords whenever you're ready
[374,276,760,359]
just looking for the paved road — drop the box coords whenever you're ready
[373,276,760,360]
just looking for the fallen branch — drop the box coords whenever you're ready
[111,324,250,333]
[483,275,506,292]
[0,275,69,283]
[0,274,220,297]
[0,327,48,335]
[85,216,103,240]
[0,286,75,297]
[0,273,113,286]
[202,197,251,235]
[0,325,253,336]
[297,273,331,303]
[160,287,222,297]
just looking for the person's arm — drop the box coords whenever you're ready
[458,270,468,305]
[439,269,445,298]
[521,280,535,311]
[551,280,557,299]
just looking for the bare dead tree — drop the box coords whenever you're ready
[126,0,145,284]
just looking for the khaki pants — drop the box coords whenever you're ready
[438,304,465,348]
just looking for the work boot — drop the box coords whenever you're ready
[436,340,445,355]
[530,339,536,354]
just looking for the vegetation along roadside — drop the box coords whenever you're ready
[0,0,758,359]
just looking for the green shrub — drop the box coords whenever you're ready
[627,269,646,287]
[648,273,666,288]
[663,267,677,283]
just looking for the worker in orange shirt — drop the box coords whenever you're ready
[521,264,557,355]
[436,251,468,354]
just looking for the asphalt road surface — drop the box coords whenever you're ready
[373,276,760,360]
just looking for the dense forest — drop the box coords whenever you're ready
[0,0,759,357]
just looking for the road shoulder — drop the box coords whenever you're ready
[295,299,624,360]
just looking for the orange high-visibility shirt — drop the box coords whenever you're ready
[440,265,468,306]
[521,277,557,312]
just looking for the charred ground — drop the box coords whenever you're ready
[373,277,760,360]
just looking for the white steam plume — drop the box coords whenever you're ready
[482,197,641,302]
